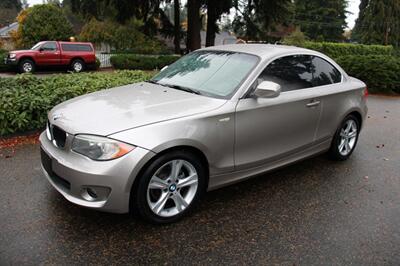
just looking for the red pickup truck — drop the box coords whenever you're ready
[5,41,96,73]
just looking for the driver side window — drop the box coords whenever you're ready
[256,55,314,92]
[41,42,57,51]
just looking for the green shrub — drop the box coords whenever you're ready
[0,70,153,135]
[300,42,393,59]
[80,18,171,55]
[0,50,10,72]
[95,58,101,70]
[336,55,400,94]
[111,54,180,70]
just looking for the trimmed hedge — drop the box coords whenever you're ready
[110,54,180,70]
[0,50,10,72]
[336,55,400,94]
[0,70,153,135]
[301,42,393,59]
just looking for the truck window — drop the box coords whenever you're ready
[41,42,57,51]
[61,44,93,52]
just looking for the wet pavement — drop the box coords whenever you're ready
[0,96,399,265]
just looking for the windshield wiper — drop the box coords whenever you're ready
[146,81,202,95]
[162,84,202,95]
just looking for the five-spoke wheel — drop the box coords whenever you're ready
[133,151,206,224]
[147,159,199,217]
[329,115,360,160]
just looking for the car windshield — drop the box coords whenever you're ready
[31,42,43,50]
[151,51,259,98]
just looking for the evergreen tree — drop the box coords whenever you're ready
[0,0,22,26]
[232,0,293,40]
[353,0,400,46]
[294,0,347,41]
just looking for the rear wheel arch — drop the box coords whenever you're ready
[348,111,362,128]
[69,57,85,64]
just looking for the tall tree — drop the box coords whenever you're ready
[186,0,201,51]
[205,0,232,46]
[0,0,22,26]
[70,0,162,35]
[232,0,293,40]
[353,0,400,46]
[173,0,181,53]
[294,0,347,41]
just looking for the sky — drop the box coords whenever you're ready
[26,0,361,29]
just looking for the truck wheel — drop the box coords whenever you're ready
[19,59,35,74]
[71,59,85,73]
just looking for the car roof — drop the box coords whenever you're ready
[200,44,316,60]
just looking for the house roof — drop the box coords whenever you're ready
[0,22,18,37]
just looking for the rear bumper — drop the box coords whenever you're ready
[39,132,155,213]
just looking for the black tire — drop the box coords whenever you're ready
[71,59,85,73]
[132,150,207,224]
[328,114,360,161]
[18,59,35,73]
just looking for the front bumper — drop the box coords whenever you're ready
[4,57,18,66]
[39,132,155,213]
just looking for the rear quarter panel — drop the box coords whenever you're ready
[315,77,367,142]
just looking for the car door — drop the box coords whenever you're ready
[234,55,322,170]
[36,41,60,65]
[307,56,346,142]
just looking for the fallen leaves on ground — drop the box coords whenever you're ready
[0,132,40,158]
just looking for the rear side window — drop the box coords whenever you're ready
[311,56,342,86]
[61,43,93,52]
[257,55,314,92]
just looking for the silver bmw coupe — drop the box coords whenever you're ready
[40,44,368,223]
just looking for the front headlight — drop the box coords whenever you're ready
[71,135,135,161]
[9,53,16,59]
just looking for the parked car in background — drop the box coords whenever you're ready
[40,44,368,224]
[4,41,96,73]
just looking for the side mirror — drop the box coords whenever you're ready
[161,65,168,71]
[39,47,45,52]
[254,81,281,98]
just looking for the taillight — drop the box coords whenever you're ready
[363,87,369,98]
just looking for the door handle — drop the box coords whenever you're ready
[306,100,320,107]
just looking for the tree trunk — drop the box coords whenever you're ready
[174,0,181,54]
[205,0,217,47]
[187,0,201,52]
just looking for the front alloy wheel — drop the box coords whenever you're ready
[133,151,206,224]
[147,160,198,217]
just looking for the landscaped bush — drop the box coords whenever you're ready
[336,55,400,94]
[301,42,393,59]
[0,50,10,72]
[110,54,180,70]
[0,70,153,135]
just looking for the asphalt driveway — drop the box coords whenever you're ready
[0,96,399,265]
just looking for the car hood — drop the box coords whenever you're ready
[49,82,227,136]
[10,50,36,54]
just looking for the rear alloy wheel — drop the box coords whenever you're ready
[133,151,206,224]
[19,59,35,73]
[71,59,85,73]
[329,115,360,160]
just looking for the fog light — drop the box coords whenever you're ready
[81,186,111,202]
[86,188,98,199]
